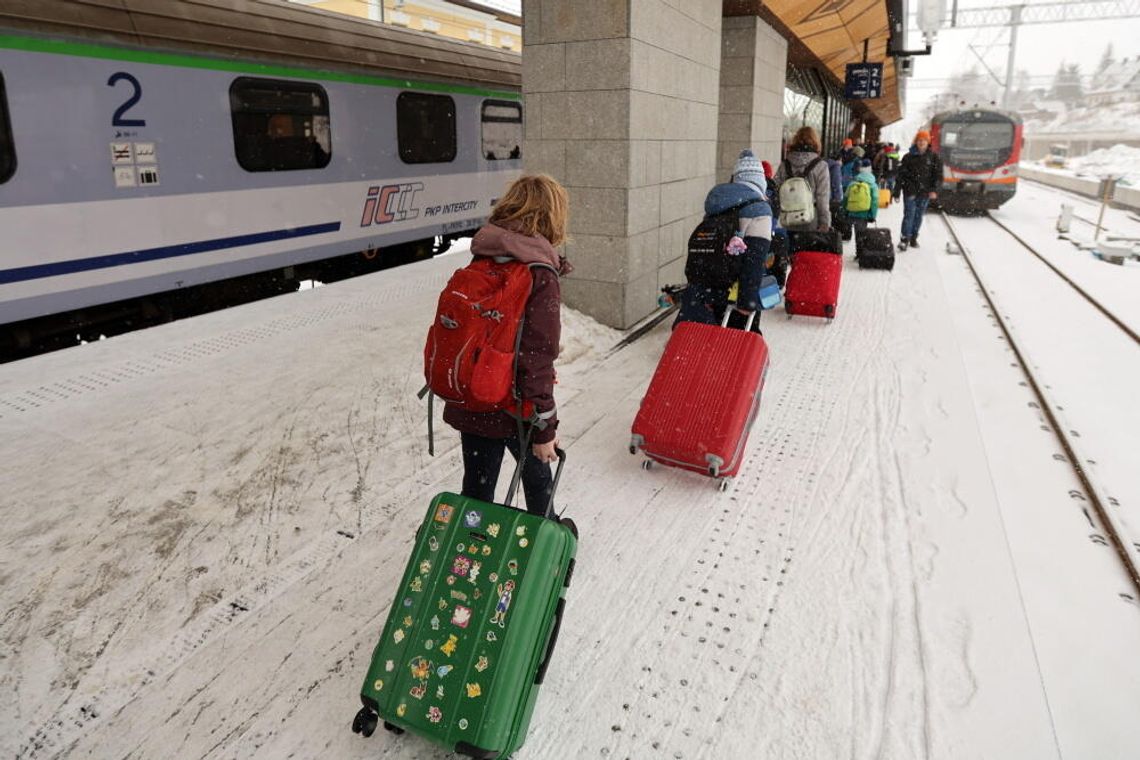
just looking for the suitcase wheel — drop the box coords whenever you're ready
[383,721,405,736]
[708,465,719,478]
[628,444,637,455]
[717,478,730,493]
[560,517,579,539]
[352,707,378,738]
[642,459,654,471]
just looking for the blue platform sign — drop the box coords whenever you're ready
[845,63,883,99]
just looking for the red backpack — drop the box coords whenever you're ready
[421,257,539,436]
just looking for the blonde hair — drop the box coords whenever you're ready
[791,126,822,155]
[489,174,569,247]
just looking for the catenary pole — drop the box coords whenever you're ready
[1001,5,1023,108]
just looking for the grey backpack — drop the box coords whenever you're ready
[778,157,822,228]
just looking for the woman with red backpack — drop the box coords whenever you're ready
[435,175,572,515]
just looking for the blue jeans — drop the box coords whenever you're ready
[901,195,930,240]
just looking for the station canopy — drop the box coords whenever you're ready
[726,0,902,127]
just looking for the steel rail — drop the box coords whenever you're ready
[985,211,1140,345]
[940,212,1140,597]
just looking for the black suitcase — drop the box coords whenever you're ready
[855,228,895,270]
[788,229,842,256]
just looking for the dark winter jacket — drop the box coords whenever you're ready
[774,148,832,229]
[699,181,773,312]
[442,222,562,444]
[826,159,843,204]
[896,146,944,197]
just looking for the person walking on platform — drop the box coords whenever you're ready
[676,149,773,332]
[774,126,831,233]
[441,174,571,514]
[894,130,943,250]
[875,143,900,194]
[843,158,879,237]
[840,146,865,191]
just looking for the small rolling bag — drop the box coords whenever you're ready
[784,249,843,320]
[879,188,892,208]
[856,228,895,270]
[630,309,771,489]
[352,454,577,759]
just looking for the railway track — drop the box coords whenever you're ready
[940,211,1140,597]
[982,211,1140,345]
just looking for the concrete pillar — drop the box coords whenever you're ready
[717,15,787,182]
[521,0,722,329]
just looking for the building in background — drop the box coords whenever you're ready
[289,0,521,51]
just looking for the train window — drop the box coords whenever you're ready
[397,92,456,164]
[0,73,14,183]
[230,77,331,172]
[481,100,522,160]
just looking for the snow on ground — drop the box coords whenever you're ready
[1066,144,1140,186]
[2,200,1139,759]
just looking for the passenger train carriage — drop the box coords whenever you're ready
[930,107,1023,212]
[0,0,522,357]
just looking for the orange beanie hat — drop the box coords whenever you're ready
[915,130,931,142]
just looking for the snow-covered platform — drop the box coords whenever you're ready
[3,190,1139,760]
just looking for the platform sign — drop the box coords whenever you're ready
[845,63,883,99]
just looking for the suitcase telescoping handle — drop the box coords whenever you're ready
[534,597,566,686]
[504,445,568,518]
[721,305,757,333]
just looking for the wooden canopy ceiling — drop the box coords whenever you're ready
[725,0,902,127]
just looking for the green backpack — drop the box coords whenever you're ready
[845,181,872,213]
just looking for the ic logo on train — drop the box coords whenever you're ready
[360,183,424,226]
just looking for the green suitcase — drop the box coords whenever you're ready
[351,461,576,758]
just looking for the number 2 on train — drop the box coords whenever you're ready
[107,72,146,127]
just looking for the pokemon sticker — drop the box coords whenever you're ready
[490,580,516,627]
[458,718,469,730]
[487,523,501,538]
[430,615,440,630]
[482,544,493,556]
[450,590,469,603]
[453,556,472,576]
[424,639,434,650]
[437,665,453,678]
[451,605,472,629]
[385,660,395,672]
[403,615,413,627]
[397,703,407,717]
[393,629,405,644]
[469,561,482,583]
[373,679,384,691]
[464,510,483,528]
[507,559,519,576]
[519,538,529,548]
[516,526,526,537]
[475,655,489,672]
[427,706,442,723]
[466,683,482,698]
[441,634,459,656]
[428,535,440,552]
[410,577,423,593]
[486,631,498,642]
[434,503,455,524]
[409,684,426,700]
[419,559,432,575]
[436,685,445,699]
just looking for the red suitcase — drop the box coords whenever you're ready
[630,317,770,489]
[784,250,843,320]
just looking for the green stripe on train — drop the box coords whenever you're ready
[0,34,521,100]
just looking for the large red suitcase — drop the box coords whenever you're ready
[630,320,770,488]
[785,250,843,319]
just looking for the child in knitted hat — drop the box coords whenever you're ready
[676,149,774,332]
[732,149,767,194]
